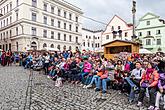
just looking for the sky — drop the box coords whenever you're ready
[65,0,165,30]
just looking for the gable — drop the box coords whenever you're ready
[104,15,130,33]
[139,12,159,21]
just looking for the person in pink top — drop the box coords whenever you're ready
[80,56,92,86]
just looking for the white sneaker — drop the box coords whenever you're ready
[137,101,142,107]
[147,105,154,110]
[83,85,87,88]
[79,84,84,87]
[102,94,106,99]
[86,84,92,88]
[47,76,50,78]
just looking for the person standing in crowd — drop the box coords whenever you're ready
[6,50,12,66]
[137,62,159,110]
[43,52,50,75]
[1,51,6,66]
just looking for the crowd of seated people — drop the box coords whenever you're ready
[1,49,165,110]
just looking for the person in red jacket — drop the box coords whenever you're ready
[137,62,159,110]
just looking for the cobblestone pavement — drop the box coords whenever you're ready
[0,66,30,110]
[0,66,150,110]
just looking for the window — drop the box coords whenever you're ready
[76,26,78,32]
[32,0,37,7]
[32,27,36,36]
[98,43,100,47]
[139,32,142,36]
[92,43,94,47]
[43,43,47,48]
[69,46,71,50]
[157,39,161,45]
[106,35,109,39]
[89,36,91,39]
[6,31,8,39]
[16,0,19,6]
[156,30,161,35]
[58,21,60,28]
[147,21,150,25]
[64,11,67,18]
[76,37,78,43]
[98,37,99,39]
[43,30,47,38]
[10,16,12,24]
[111,26,114,31]
[51,6,54,14]
[16,27,18,35]
[118,26,121,30]
[88,42,90,47]
[119,33,122,37]
[69,24,72,31]
[64,23,66,29]
[51,31,54,39]
[76,16,78,22]
[58,33,60,40]
[95,44,97,48]
[32,13,36,21]
[69,13,72,20]
[10,2,12,11]
[3,20,5,27]
[86,35,88,38]
[16,12,18,21]
[7,5,9,12]
[147,31,151,36]
[43,3,47,11]
[125,32,128,37]
[3,7,5,14]
[69,35,72,42]
[6,18,8,25]
[51,19,54,26]
[146,39,151,45]
[43,16,47,24]
[83,42,85,46]
[64,34,66,41]
[57,45,60,50]
[10,30,12,37]
[58,9,61,16]
[50,44,54,48]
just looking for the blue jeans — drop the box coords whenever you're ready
[125,77,137,101]
[81,72,89,84]
[89,75,100,85]
[96,77,110,93]
[84,75,93,85]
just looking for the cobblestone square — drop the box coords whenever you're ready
[0,66,151,110]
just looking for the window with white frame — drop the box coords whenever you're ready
[43,16,47,24]
[51,6,54,14]
[32,13,36,21]
[43,30,47,38]
[51,19,54,26]
[157,39,161,45]
[32,0,37,7]
[32,27,36,36]
[43,3,47,11]
[146,39,151,45]
[51,31,54,39]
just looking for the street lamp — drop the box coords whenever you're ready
[132,0,137,40]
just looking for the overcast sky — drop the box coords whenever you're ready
[65,0,165,30]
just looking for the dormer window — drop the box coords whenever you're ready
[147,21,150,25]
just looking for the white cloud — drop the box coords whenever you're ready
[65,0,165,30]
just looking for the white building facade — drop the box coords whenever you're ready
[0,0,83,52]
[102,15,133,45]
[136,13,165,53]
[82,28,103,52]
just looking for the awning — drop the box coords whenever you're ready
[139,48,152,54]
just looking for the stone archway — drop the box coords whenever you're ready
[31,41,37,50]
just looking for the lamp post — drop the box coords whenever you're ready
[132,0,137,40]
